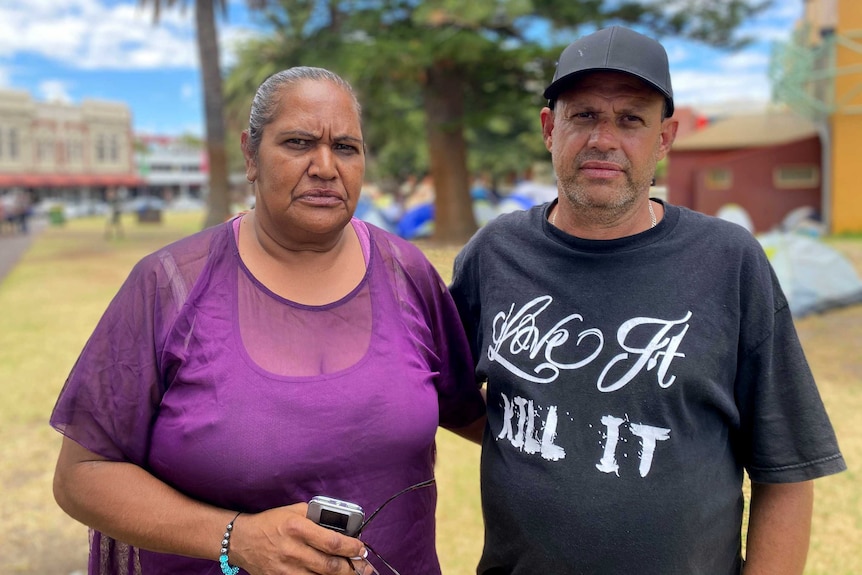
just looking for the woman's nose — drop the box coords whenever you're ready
[308,145,337,179]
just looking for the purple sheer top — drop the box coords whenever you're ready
[50,217,485,575]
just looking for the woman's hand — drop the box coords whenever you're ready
[228,503,376,575]
[53,438,375,574]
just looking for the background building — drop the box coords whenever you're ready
[135,134,208,205]
[667,112,821,233]
[666,0,862,235]
[770,0,862,233]
[0,89,141,216]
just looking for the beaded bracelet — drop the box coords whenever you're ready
[219,512,242,575]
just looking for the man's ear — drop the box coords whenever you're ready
[540,107,555,152]
[656,118,678,161]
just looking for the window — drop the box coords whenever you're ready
[68,139,82,163]
[0,127,13,160]
[705,168,732,190]
[109,134,119,162]
[774,165,820,189]
[96,134,106,162]
[38,139,53,162]
[8,128,17,159]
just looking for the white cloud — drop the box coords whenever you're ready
[663,0,804,112]
[717,50,770,72]
[220,25,260,69]
[755,24,797,43]
[738,0,804,42]
[0,0,267,73]
[673,67,771,108]
[38,79,74,103]
[768,0,805,21]
[0,0,201,70]
[181,82,196,101]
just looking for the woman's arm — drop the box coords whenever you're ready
[53,437,369,575]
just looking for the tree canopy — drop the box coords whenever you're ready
[225,0,772,243]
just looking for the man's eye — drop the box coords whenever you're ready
[335,143,359,154]
[285,138,310,147]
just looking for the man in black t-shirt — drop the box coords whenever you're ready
[451,26,845,575]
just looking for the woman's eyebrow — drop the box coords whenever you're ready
[274,130,362,145]
[274,129,317,139]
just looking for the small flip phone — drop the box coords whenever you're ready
[306,495,364,537]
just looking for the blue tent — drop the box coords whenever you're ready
[397,203,435,239]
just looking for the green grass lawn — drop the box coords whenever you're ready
[1,211,859,573]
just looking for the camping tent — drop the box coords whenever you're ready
[758,231,862,317]
[717,203,862,317]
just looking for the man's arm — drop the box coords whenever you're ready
[446,415,487,444]
[743,480,814,575]
[445,386,487,445]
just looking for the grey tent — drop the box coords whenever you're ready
[758,230,862,317]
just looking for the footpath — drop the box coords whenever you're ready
[0,217,45,285]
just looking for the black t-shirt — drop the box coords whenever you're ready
[450,201,846,574]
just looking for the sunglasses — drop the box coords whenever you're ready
[347,478,437,575]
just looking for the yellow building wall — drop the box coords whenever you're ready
[831,0,862,233]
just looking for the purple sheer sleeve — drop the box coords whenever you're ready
[49,225,215,464]
[88,530,141,575]
[49,254,168,463]
[422,261,486,428]
[374,230,485,429]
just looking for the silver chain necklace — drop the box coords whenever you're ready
[551,201,658,229]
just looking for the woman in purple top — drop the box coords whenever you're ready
[51,67,486,575]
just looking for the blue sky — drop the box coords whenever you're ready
[0,0,804,137]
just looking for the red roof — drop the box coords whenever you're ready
[0,173,144,188]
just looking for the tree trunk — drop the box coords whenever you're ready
[423,60,477,245]
[196,0,232,228]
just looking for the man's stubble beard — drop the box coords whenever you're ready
[554,152,653,226]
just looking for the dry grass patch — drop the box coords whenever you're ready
[1,217,859,574]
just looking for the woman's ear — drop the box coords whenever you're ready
[241,131,258,183]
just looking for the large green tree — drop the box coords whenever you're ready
[226,0,771,243]
[139,0,267,228]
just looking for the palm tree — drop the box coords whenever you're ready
[139,0,266,228]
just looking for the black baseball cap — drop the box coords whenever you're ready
[544,26,674,116]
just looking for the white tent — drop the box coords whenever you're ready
[717,203,862,317]
[758,231,862,317]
